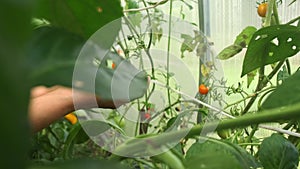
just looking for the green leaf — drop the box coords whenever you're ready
[152,149,185,169]
[27,27,148,101]
[217,26,256,60]
[180,34,197,58]
[217,44,243,60]
[234,26,257,47]
[29,159,130,169]
[261,71,300,110]
[63,123,83,159]
[277,66,290,84]
[241,25,300,77]
[127,12,143,28]
[80,120,111,137]
[73,126,90,144]
[126,0,139,15]
[258,134,299,169]
[185,137,259,169]
[247,69,257,88]
[0,1,32,168]
[34,0,123,39]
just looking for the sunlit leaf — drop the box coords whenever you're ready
[217,44,243,60]
[234,26,257,47]
[258,134,299,169]
[217,26,256,60]
[127,12,143,28]
[180,34,197,58]
[241,25,300,77]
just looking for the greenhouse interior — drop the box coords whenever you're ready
[1,0,300,169]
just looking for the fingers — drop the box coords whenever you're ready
[30,86,49,98]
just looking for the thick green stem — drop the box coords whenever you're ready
[114,102,300,156]
[264,0,276,27]
[272,2,280,25]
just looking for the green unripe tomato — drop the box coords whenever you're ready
[217,129,231,139]
[113,116,125,128]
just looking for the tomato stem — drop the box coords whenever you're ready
[113,102,300,156]
[264,0,276,27]
[166,0,174,116]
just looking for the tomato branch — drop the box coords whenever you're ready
[123,0,169,12]
[113,102,300,156]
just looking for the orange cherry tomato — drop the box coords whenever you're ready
[257,3,268,17]
[198,84,209,95]
[112,62,116,69]
[64,113,78,125]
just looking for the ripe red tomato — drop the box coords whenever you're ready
[257,3,268,17]
[198,84,209,95]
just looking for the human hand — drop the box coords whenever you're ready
[29,85,123,132]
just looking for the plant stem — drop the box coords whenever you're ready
[114,102,300,156]
[272,1,280,25]
[286,59,292,75]
[166,0,173,115]
[241,68,264,115]
[285,16,300,25]
[241,60,285,115]
[123,0,169,12]
[223,87,275,110]
[264,0,276,27]
[238,143,261,146]
[247,125,258,143]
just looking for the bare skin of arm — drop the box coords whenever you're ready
[29,85,119,133]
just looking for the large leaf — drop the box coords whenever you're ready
[185,137,259,169]
[34,0,123,39]
[258,134,299,169]
[241,25,300,77]
[261,71,300,110]
[29,159,130,169]
[0,1,32,169]
[27,27,148,101]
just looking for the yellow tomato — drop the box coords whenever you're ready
[64,113,78,124]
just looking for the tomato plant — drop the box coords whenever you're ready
[2,0,300,169]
